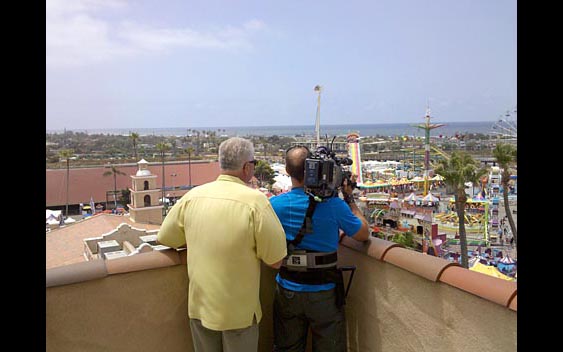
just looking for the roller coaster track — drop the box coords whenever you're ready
[430,145,450,160]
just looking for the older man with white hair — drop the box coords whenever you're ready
[158,137,287,352]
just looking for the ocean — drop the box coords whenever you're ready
[47,121,499,138]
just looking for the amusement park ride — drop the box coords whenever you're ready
[412,106,444,197]
[491,107,517,140]
[347,107,508,257]
[311,88,512,266]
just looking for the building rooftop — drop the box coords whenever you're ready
[46,160,221,207]
[46,213,161,269]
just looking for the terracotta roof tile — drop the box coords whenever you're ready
[339,235,375,254]
[383,246,459,282]
[340,235,402,261]
[508,294,517,311]
[439,265,517,307]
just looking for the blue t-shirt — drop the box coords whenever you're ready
[270,187,362,292]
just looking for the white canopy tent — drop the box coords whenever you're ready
[46,209,62,221]
[272,174,292,192]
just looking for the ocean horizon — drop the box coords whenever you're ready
[46,121,501,138]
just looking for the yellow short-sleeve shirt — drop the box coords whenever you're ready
[157,175,287,331]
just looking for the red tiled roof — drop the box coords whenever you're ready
[46,161,220,207]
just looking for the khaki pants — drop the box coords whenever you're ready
[189,318,259,352]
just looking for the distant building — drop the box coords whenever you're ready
[83,223,170,261]
[83,223,169,260]
[128,159,165,225]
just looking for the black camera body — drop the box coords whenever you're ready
[304,145,355,199]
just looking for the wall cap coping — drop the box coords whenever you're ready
[439,265,517,307]
[105,248,181,275]
[382,246,460,281]
[46,259,108,288]
[340,237,516,311]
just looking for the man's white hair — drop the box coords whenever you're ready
[219,137,254,170]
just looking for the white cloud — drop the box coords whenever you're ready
[46,0,266,68]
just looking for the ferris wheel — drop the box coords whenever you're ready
[490,107,517,140]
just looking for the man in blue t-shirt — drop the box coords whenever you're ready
[270,145,370,352]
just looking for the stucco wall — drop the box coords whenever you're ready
[46,248,516,352]
[47,265,192,352]
[338,246,516,352]
[129,207,163,225]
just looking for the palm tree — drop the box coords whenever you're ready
[156,142,171,206]
[254,160,276,188]
[103,165,127,209]
[434,151,488,268]
[493,143,517,248]
[129,132,140,160]
[185,146,194,187]
[58,149,74,217]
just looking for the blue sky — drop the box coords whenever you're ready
[46,0,516,130]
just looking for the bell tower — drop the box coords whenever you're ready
[128,159,164,224]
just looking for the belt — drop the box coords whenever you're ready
[282,251,337,272]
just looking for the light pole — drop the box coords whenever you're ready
[314,85,322,148]
[170,173,177,190]
[188,153,192,187]
[170,173,177,204]
[65,158,69,217]
[186,147,194,188]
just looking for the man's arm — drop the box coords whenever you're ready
[256,202,288,269]
[267,259,283,269]
[156,200,187,249]
[347,200,370,242]
[342,177,370,242]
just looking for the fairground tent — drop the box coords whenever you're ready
[272,174,292,191]
[46,209,62,221]
[499,255,515,264]
[470,262,515,281]
[431,174,445,181]
[497,254,517,274]
[422,192,439,203]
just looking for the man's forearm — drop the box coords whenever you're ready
[345,198,370,241]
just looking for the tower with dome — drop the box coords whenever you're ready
[128,159,164,225]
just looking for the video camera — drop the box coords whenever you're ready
[304,140,356,199]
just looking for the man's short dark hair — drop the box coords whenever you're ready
[285,146,310,182]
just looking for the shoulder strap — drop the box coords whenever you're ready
[287,193,320,253]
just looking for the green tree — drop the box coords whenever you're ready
[58,149,74,217]
[103,165,127,209]
[156,142,171,209]
[434,151,488,268]
[393,231,415,249]
[129,132,140,160]
[119,189,131,208]
[493,143,517,248]
[254,160,276,188]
